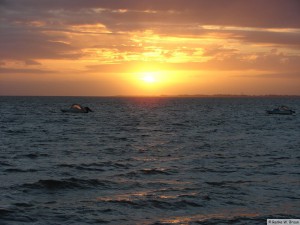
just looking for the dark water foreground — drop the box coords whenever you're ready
[1,97,299,224]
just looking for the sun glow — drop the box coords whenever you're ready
[141,72,157,83]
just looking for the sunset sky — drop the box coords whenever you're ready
[1,0,300,96]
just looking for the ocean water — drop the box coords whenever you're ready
[0,96,299,225]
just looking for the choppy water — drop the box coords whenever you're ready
[1,96,299,225]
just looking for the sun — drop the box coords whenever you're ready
[141,72,157,83]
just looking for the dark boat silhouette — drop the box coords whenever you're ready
[266,106,295,115]
[61,104,93,113]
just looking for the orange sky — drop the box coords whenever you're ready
[1,0,300,96]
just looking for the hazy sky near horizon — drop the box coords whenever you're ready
[1,0,300,96]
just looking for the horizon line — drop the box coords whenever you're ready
[1,94,300,98]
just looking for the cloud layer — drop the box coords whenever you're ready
[1,0,300,95]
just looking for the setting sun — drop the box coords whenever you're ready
[142,72,156,83]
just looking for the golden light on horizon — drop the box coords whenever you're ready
[128,70,172,95]
[141,72,157,83]
[135,70,177,86]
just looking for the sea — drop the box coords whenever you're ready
[0,96,299,225]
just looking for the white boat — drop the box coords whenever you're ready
[266,106,295,115]
[61,104,93,113]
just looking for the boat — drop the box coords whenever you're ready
[61,104,93,113]
[266,106,295,115]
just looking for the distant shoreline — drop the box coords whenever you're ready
[1,94,300,98]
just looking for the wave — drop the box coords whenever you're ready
[13,153,49,159]
[4,168,38,173]
[58,163,105,172]
[99,198,203,210]
[206,180,252,187]
[123,168,176,178]
[13,202,34,208]
[140,168,173,175]
[58,161,132,171]
[0,207,14,216]
[22,178,116,190]
[192,166,238,173]
[0,161,12,167]
[0,207,37,223]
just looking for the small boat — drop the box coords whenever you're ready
[61,104,93,113]
[266,106,295,115]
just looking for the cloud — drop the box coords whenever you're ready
[1,0,299,76]
[0,67,55,74]
[195,52,300,72]
[24,60,42,66]
[84,50,300,76]
[184,50,300,73]
[0,25,83,61]
[238,72,300,79]
[2,0,300,28]
[233,29,300,47]
[1,0,299,54]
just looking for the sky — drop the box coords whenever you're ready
[1,0,300,96]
